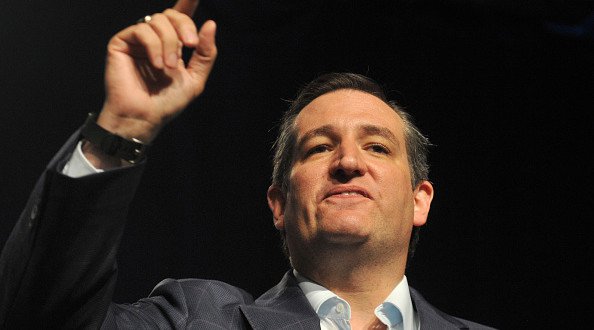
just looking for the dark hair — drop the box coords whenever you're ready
[272,72,431,260]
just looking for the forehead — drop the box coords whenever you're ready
[294,89,405,139]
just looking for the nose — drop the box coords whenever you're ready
[330,141,368,182]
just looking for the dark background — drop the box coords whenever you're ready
[1,0,593,328]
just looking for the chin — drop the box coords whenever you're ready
[319,212,372,234]
[317,224,371,245]
[320,234,369,246]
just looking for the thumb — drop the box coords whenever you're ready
[187,20,217,87]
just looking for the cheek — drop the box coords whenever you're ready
[284,168,322,228]
[289,166,322,200]
[377,169,415,211]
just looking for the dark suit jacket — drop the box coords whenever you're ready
[0,132,494,329]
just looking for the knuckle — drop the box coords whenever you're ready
[131,28,143,41]
[164,8,193,26]
[151,13,167,22]
[165,39,179,51]
[148,14,170,31]
[134,23,152,36]
[134,30,160,50]
[148,14,178,40]
[163,8,179,17]
[108,35,119,46]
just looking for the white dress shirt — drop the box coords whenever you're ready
[294,270,420,330]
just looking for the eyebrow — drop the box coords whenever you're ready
[297,124,400,150]
[297,125,336,148]
[360,124,399,147]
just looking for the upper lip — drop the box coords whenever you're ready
[324,185,371,199]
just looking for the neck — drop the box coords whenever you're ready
[293,244,407,328]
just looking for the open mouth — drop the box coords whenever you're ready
[325,186,370,199]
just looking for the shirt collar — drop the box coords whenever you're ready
[380,275,416,329]
[294,271,351,320]
[294,270,418,329]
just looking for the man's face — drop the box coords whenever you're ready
[268,89,433,261]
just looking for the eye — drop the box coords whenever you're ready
[368,144,390,154]
[306,144,331,156]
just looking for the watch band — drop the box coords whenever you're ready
[80,112,149,164]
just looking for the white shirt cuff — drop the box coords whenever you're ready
[61,141,104,178]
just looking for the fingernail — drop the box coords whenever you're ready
[166,53,178,67]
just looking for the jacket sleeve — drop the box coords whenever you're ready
[0,130,145,329]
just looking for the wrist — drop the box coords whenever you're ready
[80,112,150,167]
[98,104,162,144]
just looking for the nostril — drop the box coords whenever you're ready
[333,170,349,183]
[332,168,361,183]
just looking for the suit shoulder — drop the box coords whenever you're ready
[150,277,255,306]
[104,278,256,328]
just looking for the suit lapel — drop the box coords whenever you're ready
[240,271,320,330]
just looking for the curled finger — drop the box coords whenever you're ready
[144,13,183,68]
[130,23,165,69]
[163,8,199,48]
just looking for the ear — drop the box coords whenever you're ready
[267,185,286,231]
[413,180,434,227]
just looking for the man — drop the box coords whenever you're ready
[0,0,494,328]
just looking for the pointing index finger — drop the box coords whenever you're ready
[172,0,200,17]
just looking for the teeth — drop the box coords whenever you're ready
[340,191,360,196]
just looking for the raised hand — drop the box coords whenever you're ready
[93,0,217,153]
